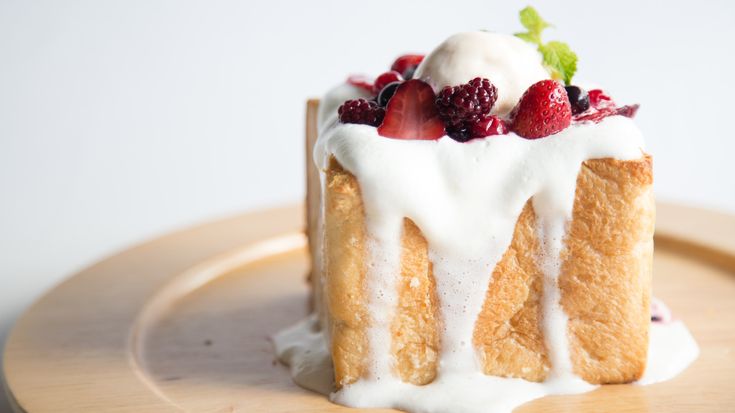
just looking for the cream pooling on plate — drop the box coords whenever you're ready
[275,31,699,413]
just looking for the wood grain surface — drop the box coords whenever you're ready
[3,203,735,413]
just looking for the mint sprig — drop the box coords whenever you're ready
[514,6,577,85]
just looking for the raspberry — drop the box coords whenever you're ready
[338,99,385,126]
[436,77,498,130]
[510,80,572,139]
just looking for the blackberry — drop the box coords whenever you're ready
[338,99,385,126]
[436,77,498,129]
[564,85,590,115]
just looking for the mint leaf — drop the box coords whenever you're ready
[514,31,540,45]
[539,41,578,85]
[519,6,551,35]
[514,6,578,85]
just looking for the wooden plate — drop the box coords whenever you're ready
[3,203,735,413]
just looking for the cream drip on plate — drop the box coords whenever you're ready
[275,32,699,413]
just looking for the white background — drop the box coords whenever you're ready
[1,0,734,410]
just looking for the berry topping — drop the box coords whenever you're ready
[377,81,401,107]
[572,88,640,124]
[471,115,509,139]
[347,75,374,94]
[588,89,614,109]
[390,54,425,78]
[436,77,498,129]
[373,71,403,94]
[616,104,640,118]
[378,79,445,140]
[564,85,590,115]
[510,80,572,139]
[338,99,385,126]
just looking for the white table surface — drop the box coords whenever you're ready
[1,1,734,411]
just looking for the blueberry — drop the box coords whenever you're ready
[377,81,402,107]
[564,85,590,115]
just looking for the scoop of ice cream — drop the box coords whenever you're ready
[414,31,549,117]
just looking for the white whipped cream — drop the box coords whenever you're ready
[414,32,549,116]
[276,314,698,413]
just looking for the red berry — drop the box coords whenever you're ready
[390,54,425,77]
[373,71,403,94]
[347,75,374,94]
[436,77,499,132]
[338,99,385,126]
[377,79,445,140]
[471,115,508,139]
[510,80,572,139]
[588,89,614,109]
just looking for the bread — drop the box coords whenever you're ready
[306,100,654,388]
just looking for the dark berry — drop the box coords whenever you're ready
[377,81,402,107]
[402,65,417,80]
[564,85,590,115]
[338,99,385,126]
[436,77,498,129]
[373,71,403,94]
[446,124,472,142]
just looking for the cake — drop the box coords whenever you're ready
[277,7,698,413]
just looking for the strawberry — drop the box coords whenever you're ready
[390,54,425,77]
[510,80,572,139]
[347,75,374,94]
[378,79,445,140]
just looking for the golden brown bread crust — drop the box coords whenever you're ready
[324,158,368,386]
[321,155,653,387]
[561,156,654,383]
[473,202,550,381]
[391,219,440,385]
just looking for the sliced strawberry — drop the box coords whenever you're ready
[510,80,572,139]
[347,75,374,94]
[378,79,445,140]
[390,54,425,77]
